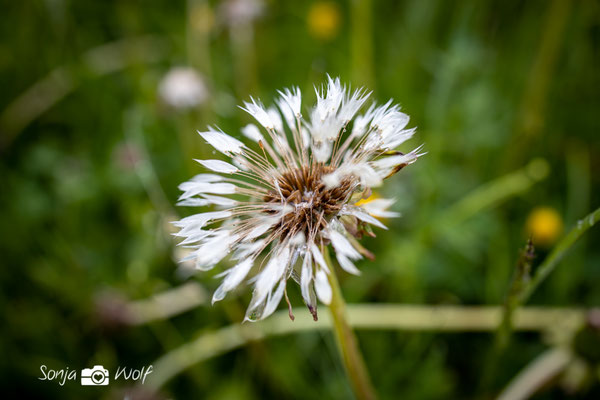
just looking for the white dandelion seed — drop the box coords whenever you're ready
[175,76,424,322]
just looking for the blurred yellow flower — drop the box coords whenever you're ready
[526,207,563,246]
[307,1,341,41]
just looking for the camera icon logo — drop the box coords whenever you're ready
[81,365,110,386]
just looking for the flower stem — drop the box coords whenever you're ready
[496,206,600,349]
[147,305,586,389]
[324,248,377,400]
[482,206,600,391]
[518,206,600,303]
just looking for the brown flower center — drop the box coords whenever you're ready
[264,164,353,239]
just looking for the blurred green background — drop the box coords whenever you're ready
[1,0,599,399]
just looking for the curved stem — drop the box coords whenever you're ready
[518,206,600,303]
[145,305,586,390]
[497,207,600,345]
[324,249,377,400]
[0,35,168,150]
[482,206,600,391]
[497,347,573,400]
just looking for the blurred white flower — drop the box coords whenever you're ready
[158,67,208,110]
[218,0,264,27]
[174,76,423,322]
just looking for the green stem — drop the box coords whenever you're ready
[146,305,586,390]
[497,347,573,400]
[518,206,600,303]
[324,248,377,400]
[351,0,375,89]
[483,207,600,389]
[440,159,549,226]
[497,207,599,342]
[0,35,169,150]
[481,240,534,389]
[497,239,535,349]
[503,0,571,168]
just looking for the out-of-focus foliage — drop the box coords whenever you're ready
[0,0,599,399]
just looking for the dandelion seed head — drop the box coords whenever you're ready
[175,76,423,321]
